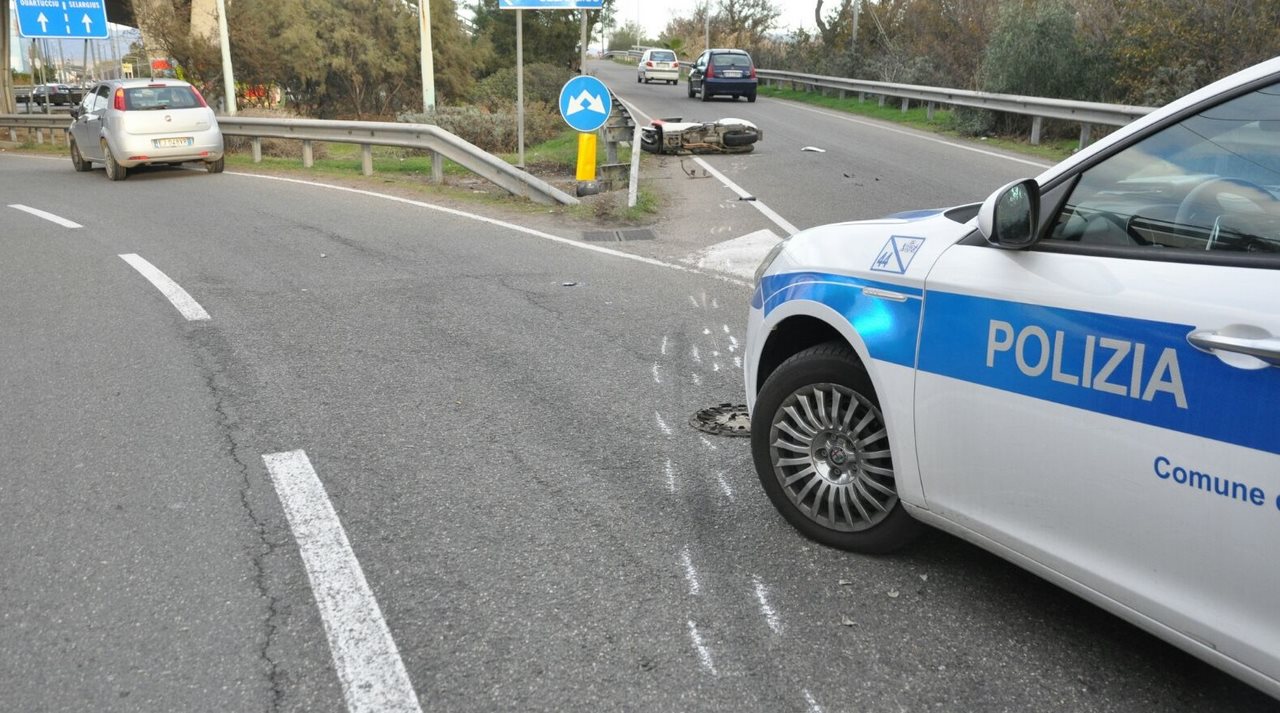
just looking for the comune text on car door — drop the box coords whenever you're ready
[914,77,1280,693]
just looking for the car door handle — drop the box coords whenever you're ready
[1187,329,1280,367]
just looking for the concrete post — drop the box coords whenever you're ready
[302,140,313,167]
[361,144,373,176]
[1030,116,1043,146]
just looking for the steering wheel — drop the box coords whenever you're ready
[1174,177,1277,240]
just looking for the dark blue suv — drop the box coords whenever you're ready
[687,49,757,103]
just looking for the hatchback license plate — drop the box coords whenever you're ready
[154,137,193,148]
[722,70,743,78]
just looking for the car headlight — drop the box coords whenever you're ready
[753,238,789,289]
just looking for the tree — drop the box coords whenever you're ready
[608,20,645,52]
[660,36,688,59]
[979,0,1108,100]
[1106,0,1280,105]
[716,0,780,51]
[470,0,614,72]
[813,0,854,50]
[135,0,487,117]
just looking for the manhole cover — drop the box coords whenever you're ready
[690,403,750,437]
[580,229,657,243]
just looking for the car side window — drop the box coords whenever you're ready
[91,86,109,113]
[1045,81,1280,259]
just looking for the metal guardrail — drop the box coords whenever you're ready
[756,69,1156,147]
[0,114,579,206]
[0,115,70,145]
[218,117,577,205]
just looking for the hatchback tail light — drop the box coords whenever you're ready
[190,86,209,107]
[706,64,716,78]
[113,88,125,111]
[749,65,757,79]
[673,61,680,69]
[646,61,654,67]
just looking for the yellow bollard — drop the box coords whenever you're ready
[576,132,597,182]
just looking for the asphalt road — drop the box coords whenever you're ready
[593,59,1054,232]
[1,87,1277,713]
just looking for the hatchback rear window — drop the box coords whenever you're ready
[711,54,752,69]
[650,51,676,62]
[124,86,202,110]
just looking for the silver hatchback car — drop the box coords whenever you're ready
[68,78,225,180]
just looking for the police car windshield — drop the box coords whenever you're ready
[1126,82,1280,189]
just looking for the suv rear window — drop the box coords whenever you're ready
[711,53,752,69]
[124,86,201,110]
[650,51,676,62]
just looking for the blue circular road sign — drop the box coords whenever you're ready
[558,76,613,133]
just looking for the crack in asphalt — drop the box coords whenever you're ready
[191,326,286,713]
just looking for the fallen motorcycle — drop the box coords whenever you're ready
[639,117,763,155]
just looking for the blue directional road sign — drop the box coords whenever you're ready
[498,0,604,8]
[558,76,612,133]
[15,0,109,38]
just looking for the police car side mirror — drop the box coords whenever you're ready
[979,178,1041,249]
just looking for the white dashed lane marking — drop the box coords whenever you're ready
[753,575,783,634]
[8,203,82,228]
[262,450,424,713]
[680,546,702,596]
[686,620,718,675]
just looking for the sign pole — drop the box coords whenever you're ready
[418,0,435,112]
[576,133,596,181]
[516,9,524,168]
[215,0,236,114]
[578,12,587,73]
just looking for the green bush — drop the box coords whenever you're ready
[467,63,574,110]
[398,102,564,153]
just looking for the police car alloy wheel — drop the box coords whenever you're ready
[751,343,923,553]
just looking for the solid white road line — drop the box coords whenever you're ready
[8,204,82,229]
[575,94,802,238]
[784,102,1055,170]
[229,172,751,287]
[262,450,424,713]
[692,158,801,237]
[117,254,211,321]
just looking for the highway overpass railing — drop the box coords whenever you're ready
[0,114,579,207]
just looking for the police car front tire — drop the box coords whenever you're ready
[751,343,923,554]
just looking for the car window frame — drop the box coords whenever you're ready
[1024,72,1280,270]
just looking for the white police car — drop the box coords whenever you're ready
[745,57,1280,698]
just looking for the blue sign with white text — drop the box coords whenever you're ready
[558,76,612,133]
[499,0,604,8]
[15,0,109,38]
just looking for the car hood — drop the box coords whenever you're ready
[756,207,977,299]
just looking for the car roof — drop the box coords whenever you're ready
[94,78,195,89]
